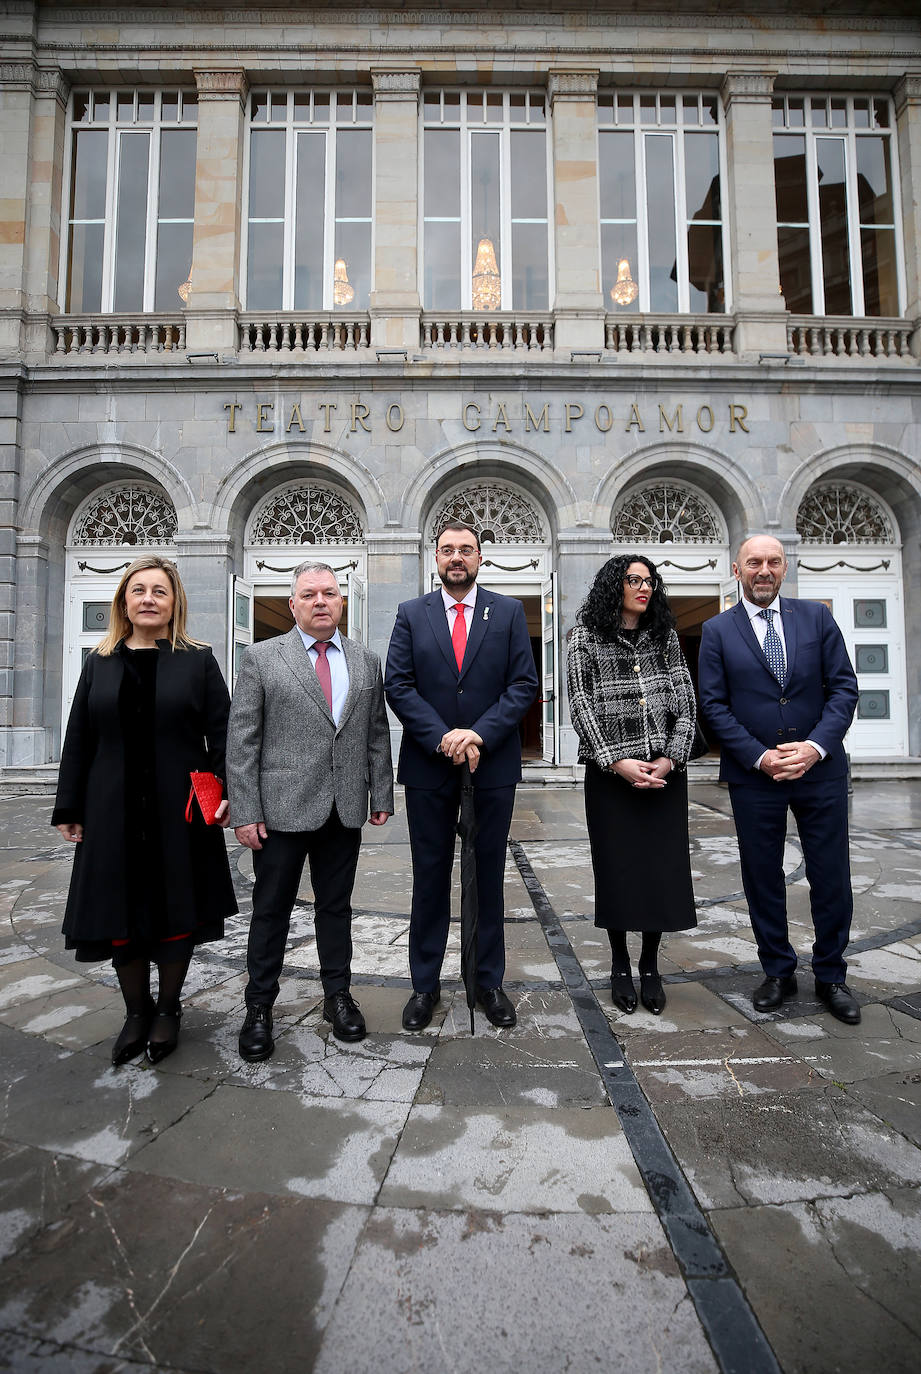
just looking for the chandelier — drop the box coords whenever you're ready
[472,237,501,311]
[333,258,355,307]
[610,257,638,307]
[177,272,192,304]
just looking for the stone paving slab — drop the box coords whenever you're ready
[0,1139,111,1264]
[415,1029,607,1108]
[622,1025,822,1104]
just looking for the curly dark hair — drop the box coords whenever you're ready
[577,554,675,645]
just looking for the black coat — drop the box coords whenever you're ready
[52,641,238,947]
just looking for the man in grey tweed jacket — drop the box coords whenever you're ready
[227,562,393,1059]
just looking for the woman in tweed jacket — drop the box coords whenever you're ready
[567,554,698,1015]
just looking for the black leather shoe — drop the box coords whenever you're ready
[639,972,666,1015]
[239,1003,274,1062]
[147,1006,182,1065]
[112,997,155,1066]
[402,989,439,1032]
[323,990,366,1042]
[752,974,798,1012]
[815,980,861,1025]
[610,971,637,1014]
[477,986,516,1028]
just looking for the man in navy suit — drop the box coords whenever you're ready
[698,534,861,1024]
[385,521,538,1030]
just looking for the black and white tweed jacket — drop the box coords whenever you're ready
[566,623,697,769]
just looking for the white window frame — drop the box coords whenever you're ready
[772,93,905,318]
[241,89,375,311]
[419,89,553,311]
[60,88,198,314]
[598,91,731,315]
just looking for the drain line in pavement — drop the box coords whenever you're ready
[509,839,779,1374]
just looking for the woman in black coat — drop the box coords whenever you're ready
[53,555,237,1064]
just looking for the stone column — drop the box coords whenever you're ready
[895,75,921,355]
[555,531,612,765]
[720,72,788,357]
[23,68,69,357]
[0,376,22,764]
[175,534,235,678]
[10,534,52,766]
[0,61,33,360]
[548,71,604,352]
[369,70,421,351]
[185,70,248,354]
[366,530,421,760]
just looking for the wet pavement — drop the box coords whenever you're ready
[0,780,920,1373]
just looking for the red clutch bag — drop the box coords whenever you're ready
[185,771,224,825]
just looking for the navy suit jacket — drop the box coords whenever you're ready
[385,587,538,788]
[698,597,857,786]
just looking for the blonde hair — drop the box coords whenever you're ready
[96,556,205,656]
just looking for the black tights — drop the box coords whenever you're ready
[114,953,191,1024]
[608,930,662,976]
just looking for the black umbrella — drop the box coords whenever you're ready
[455,759,479,1034]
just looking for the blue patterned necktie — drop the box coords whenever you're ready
[759,608,786,683]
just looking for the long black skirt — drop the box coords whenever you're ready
[584,760,697,933]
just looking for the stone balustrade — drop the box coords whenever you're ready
[238,314,371,354]
[51,316,187,357]
[604,315,736,357]
[421,314,553,352]
[787,317,916,361]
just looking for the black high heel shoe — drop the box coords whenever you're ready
[112,997,155,1066]
[146,1005,182,1064]
[610,970,637,1014]
[639,972,666,1015]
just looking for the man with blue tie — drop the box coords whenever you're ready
[698,535,861,1024]
[385,522,538,1030]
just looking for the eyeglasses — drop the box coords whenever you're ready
[437,545,479,558]
[625,575,657,590]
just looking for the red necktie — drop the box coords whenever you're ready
[451,602,467,671]
[314,640,333,711]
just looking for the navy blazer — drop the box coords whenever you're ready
[698,597,857,786]
[385,587,538,788]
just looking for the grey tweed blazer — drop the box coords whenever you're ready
[227,627,394,832]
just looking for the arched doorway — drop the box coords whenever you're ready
[795,480,907,758]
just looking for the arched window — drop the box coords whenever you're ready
[796,481,895,545]
[611,480,722,545]
[429,482,545,544]
[70,484,177,547]
[248,482,364,546]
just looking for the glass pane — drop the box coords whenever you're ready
[617,94,633,123]
[511,223,548,309]
[158,129,196,219]
[249,130,285,218]
[811,98,828,129]
[855,644,888,674]
[73,92,89,123]
[817,138,852,314]
[602,222,639,313]
[117,91,134,122]
[599,131,636,220]
[161,91,179,123]
[313,93,329,123]
[685,132,720,220]
[246,222,284,309]
[777,225,813,312]
[860,227,899,316]
[67,222,105,311]
[336,92,353,121]
[853,99,870,129]
[854,599,886,629]
[645,134,678,312]
[787,97,804,128]
[71,129,108,219]
[423,91,441,117]
[333,220,371,309]
[294,132,326,310]
[93,93,110,122]
[137,92,154,123]
[113,133,150,311]
[424,129,460,217]
[873,99,889,129]
[773,134,808,224]
[335,128,371,219]
[235,592,250,629]
[856,136,893,226]
[684,96,700,126]
[82,602,109,633]
[857,690,889,720]
[154,221,193,310]
[701,97,718,127]
[486,93,503,123]
[181,91,197,124]
[659,96,676,124]
[510,130,546,220]
[687,224,724,312]
[424,221,461,309]
[831,98,847,128]
[251,91,268,122]
[270,92,287,123]
[640,95,656,123]
[471,131,501,286]
[294,91,311,122]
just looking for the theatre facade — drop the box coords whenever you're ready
[1,2,920,770]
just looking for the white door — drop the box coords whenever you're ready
[346,570,367,645]
[228,576,254,686]
[719,574,739,612]
[63,578,120,733]
[540,575,559,763]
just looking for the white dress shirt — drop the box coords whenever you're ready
[441,584,478,636]
[295,625,349,725]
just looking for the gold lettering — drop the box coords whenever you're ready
[565,402,584,432]
[286,403,306,433]
[256,402,274,433]
[626,403,645,432]
[492,402,511,433]
[386,403,404,432]
[318,401,336,433]
[525,402,550,432]
[350,401,371,433]
[658,405,684,433]
[223,401,241,433]
[594,404,614,433]
[463,403,481,432]
[697,404,715,433]
[729,403,749,433]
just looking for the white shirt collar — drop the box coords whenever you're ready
[296,625,344,653]
[742,594,781,620]
[441,585,478,613]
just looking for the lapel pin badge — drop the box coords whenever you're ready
[483,606,490,621]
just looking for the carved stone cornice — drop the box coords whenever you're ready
[720,72,776,110]
[371,69,421,101]
[894,74,921,117]
[0,61,67,104]
[0,62,35,92]
[35,67,69,106]
[547,70,599,106]
[194,70,248,105]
